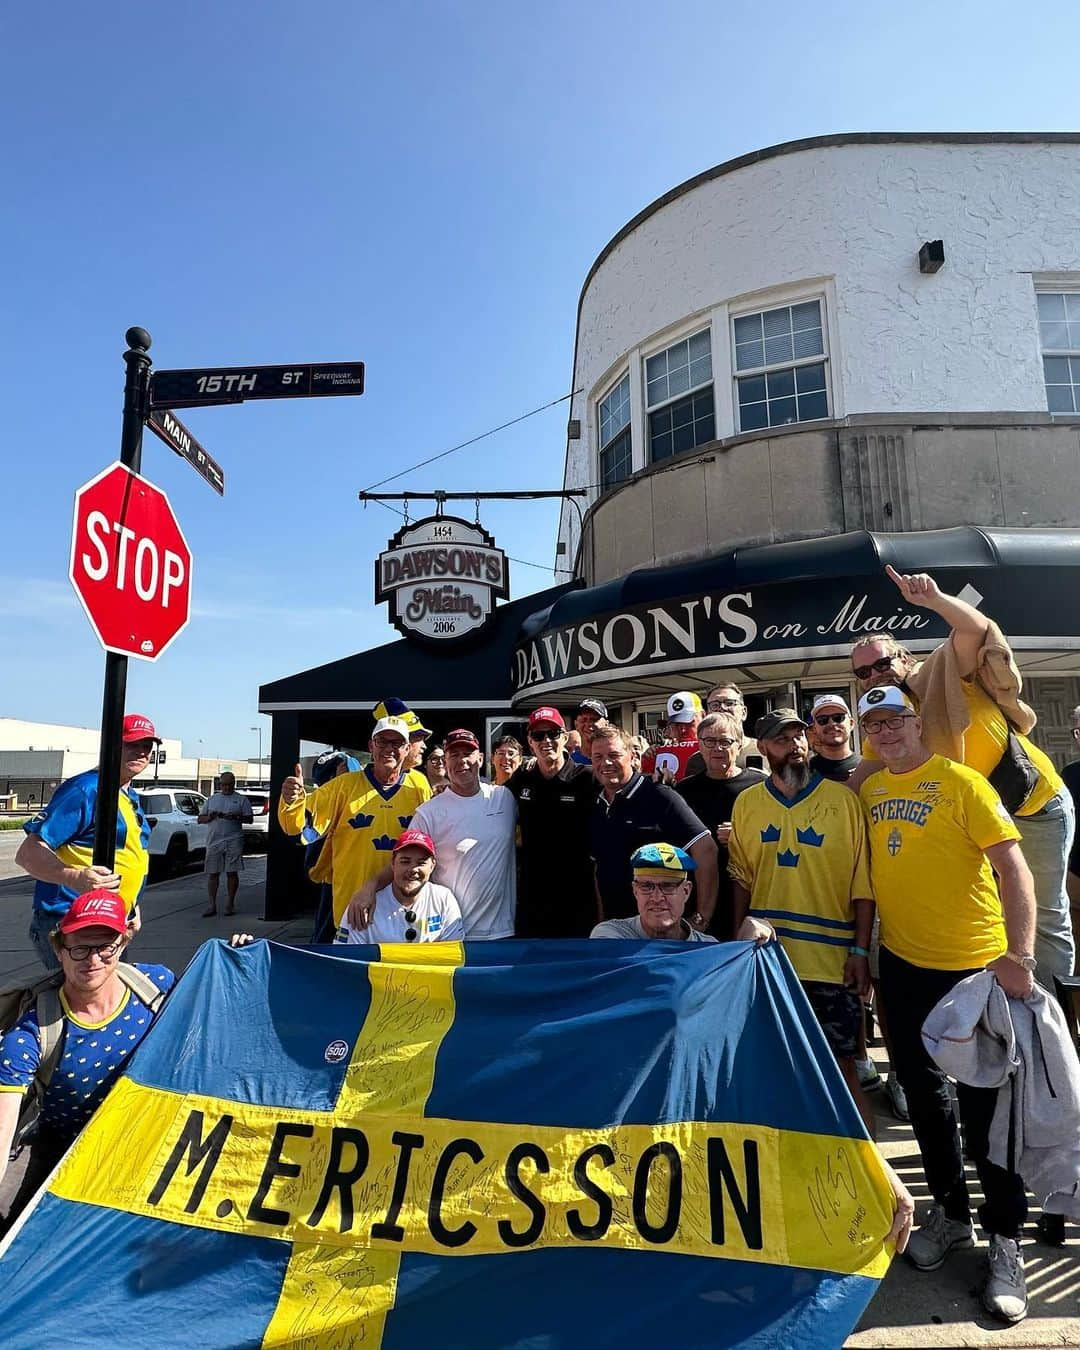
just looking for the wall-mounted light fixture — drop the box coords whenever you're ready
[919,240,945,274]
[567,419,581,440]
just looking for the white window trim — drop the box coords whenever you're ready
[596,368,633,492]
[729,288,832,434]
[641,323,716,467]
[1034,279,1080,419]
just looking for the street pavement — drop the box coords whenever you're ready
[0,854,1075,1344]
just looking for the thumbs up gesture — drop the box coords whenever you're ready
[280,762,307,806]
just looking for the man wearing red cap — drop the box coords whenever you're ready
[334,830,463,944]
[507,708,597,937]
[0,890,173,1231]
[15,713,159,970]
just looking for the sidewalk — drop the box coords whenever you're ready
[0,863,1076,1344]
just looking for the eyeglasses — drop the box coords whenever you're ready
[814,713,848,726]
[699,736,738,750]
[706,698,741,712]
[852,656,896,681]
[861,716,913,734]
[632,880,685,896]
[373,737,406,752]
[528,729,562,743]
[62,937,123,962]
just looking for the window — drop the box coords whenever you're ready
[1037,292,1080,413]
[598,373,632,490]
[733,299,829,431]
[138,793,171,815]
[644,329,714,462]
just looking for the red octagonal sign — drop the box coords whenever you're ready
[69,462,193,661]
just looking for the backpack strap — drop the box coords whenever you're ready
[34,984,67,1093]
[116,964,168,1014]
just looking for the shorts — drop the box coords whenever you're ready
[801,980,861,1059]
[205,838,244,875]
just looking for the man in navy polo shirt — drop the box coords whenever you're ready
[589,720,718,925]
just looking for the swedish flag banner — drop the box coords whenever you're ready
[0,938,894,1348]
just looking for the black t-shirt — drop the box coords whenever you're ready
[507,757,597,936]
[810,751,861,783]
[590,772,710,919]
[676,769,767,939]
[1063,759,1080,876]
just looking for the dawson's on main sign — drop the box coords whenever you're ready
[376,515,509,642]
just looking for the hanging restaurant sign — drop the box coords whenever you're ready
[376,515,510,642]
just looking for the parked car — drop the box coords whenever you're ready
[137,788,209,875]
[237,789,271,842]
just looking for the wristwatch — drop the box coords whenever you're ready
[1004,950,1037,972]
[690,912,706,927]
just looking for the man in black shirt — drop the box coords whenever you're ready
[676,712,766,939]
[508,707,597,937]
[807,694,861,782]
[589,721,716,923]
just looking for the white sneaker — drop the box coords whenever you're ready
[982,1235,1027,1323]
[884,1075,909,1121]
[905,1203,975,1271]
[856,1057,882,1090]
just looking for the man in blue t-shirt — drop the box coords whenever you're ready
[15,712,158,969]
[0,890,173,1232]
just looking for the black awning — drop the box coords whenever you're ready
[511,527,1080,705]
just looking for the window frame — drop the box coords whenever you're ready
[729,292,832,434]
[596,369,633,492]
[641,324,716,465]
[1035,282,1080,418]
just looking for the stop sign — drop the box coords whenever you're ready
[69,461,193,661]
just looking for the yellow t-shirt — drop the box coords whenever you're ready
[859,754,1019,970]
[862,681,1062,817]
[278,767,431,923]
[728,775,872,984]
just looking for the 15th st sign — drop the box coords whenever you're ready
[376,516,510,642]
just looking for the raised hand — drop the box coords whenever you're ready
[280,763,307,807]
[885,564,943,608]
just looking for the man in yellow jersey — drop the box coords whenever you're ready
[277,714,430,928]
[850,563,1074,982]
[15,713,157,971]
[729,708,876,1136]
[858,685,1036,1323]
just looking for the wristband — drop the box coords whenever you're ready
[848,945,871,957]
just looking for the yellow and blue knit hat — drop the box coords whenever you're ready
[630,842,696,879]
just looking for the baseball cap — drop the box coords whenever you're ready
[528,707,566,733]
[666,691,703,724]
[393,828,436,859]
[122,713,160,744]
[312,751,361,787]
[371,716,410,742]
[57,890,129,936]
[374,699,432,739]
[630,842,696,876]
[754,708,808,740]
[810,694,851,719]
[577,698,608,718]
[445,728,480,750]
[858,686,918,718]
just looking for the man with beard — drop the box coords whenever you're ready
[571,698,607,766]
[334,829,463,944]
[728,709,876,1136]
[508,708,597,937]
[807,695,860,782]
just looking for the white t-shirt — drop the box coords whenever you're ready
[412,782,517,939]
[334,881,464,944]
[204,791,253,847]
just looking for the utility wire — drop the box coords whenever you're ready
[365,497,572,575]
[360,388,581,493]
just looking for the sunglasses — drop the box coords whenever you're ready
[402,909,419,941]
[528,728,562,742]
[852,656,896,681]
[814,712,848,725]
[62,937,123,962]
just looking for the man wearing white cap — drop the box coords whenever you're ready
[642,692,704,784]
[277,714,430,931]
[807,694,860,783]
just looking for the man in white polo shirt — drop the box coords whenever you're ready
[335,829,463,944]
[345,728,518,940]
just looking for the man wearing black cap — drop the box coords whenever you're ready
[508,707,597,936]
[728,708,876,1136]
[571,698,607,766]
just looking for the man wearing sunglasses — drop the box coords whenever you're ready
[850,564,1074,986]
[16,713,158,971]
[807,695,860,783]
[0,890,173,1232]
[506,708,597,937]
[334,829,462,945]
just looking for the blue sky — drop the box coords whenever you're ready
[3,1,1078,758]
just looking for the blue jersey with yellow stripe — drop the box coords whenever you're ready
[22,769,151,917]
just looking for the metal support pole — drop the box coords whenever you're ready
[93,327,152,871]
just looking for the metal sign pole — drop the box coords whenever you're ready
[92,327,152,871]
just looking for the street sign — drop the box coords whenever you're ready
[69,462,193,661]
[147,407,225,495]
[149,361,364,409]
